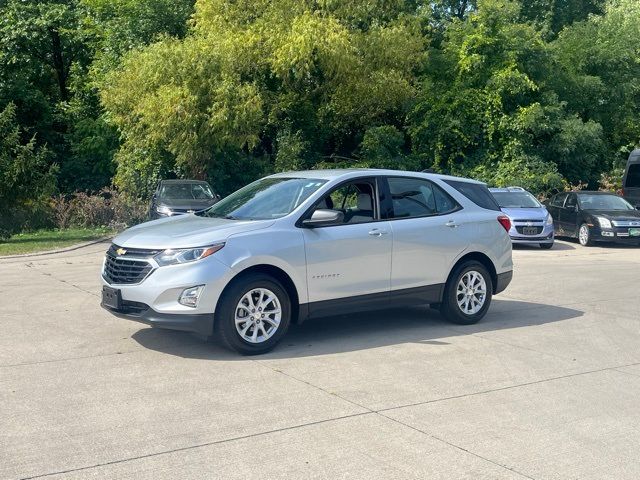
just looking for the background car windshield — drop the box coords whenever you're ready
[492,191,541,208]
[205,177,326,220]
[578,194,634,210]
[160,183,214,200]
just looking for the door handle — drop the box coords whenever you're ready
[445,220,459,228]
[368,229,389,236]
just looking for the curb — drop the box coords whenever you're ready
[0,236,114,261]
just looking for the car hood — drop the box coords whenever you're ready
[499,206,548,220]
[113,214,275,249]
[582,209,640,221]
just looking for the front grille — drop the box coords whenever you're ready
[103,244,156,285]
[515,226,543,235]
[612,220,640,227]
[103,255,153,284]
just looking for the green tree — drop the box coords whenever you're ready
[101,0,426,196]
[0,103,57,237]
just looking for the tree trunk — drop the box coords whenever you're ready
[49,28,68,102]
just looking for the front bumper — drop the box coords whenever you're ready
[101,253,235,334]
[591,227,640,244]
[101,297,214,336]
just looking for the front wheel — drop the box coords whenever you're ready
[440,261,493,325]
[215,273,291,355]
[578,223,593,246]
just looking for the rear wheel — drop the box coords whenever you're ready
[578,223,593,246]
[440,261,493,325]
[215,273,291,355]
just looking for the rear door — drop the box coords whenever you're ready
[546,193,566,233]
[301,177,392,305]
[383,176,468,295]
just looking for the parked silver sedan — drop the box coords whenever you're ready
[101,169,513,354]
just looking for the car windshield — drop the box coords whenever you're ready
[204,177,326,220]
[491,191,541,208]
[578,194,634,211]
[159,183,215,200]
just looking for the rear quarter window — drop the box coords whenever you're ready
[443,180,501,211]
[625,164,640,188]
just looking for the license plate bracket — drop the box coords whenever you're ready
[522,227,538,235]
[102,286,122,310]
[629,228,640,237]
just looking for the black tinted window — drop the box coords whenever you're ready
[626,164,640,188]
[444,180,500,211]
[565,194,577,208]
[387,177,460,218]
[549,193,567,207]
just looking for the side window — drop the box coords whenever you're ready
[314,181,376,224]
[565,194,577,209]
[550,193,567,207]
[443,180,501,211]
[625,164,640,188]
[387,177,459,219]
[433,184,460,214]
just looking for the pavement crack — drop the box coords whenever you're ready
[25,263,98,298]
[376,412,537,479]
[19,412,374,480]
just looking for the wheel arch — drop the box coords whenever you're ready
[225,264,303,324]
[448,252,498,294]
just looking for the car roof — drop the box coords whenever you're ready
[159,179,209,184]
[268,168,485,184]
[566,191,619,195]
[488,187,527,193]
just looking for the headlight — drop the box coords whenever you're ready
[155,244,225,267]
[596,216,612,229]
[545,213,553,225]
[156,205,172,215]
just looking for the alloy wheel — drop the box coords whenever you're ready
[456,270,487,315]
[234,288,282,343]
[579,225,589,246]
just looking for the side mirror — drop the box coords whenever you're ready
[302,209,344,227]
[574,205,579,212]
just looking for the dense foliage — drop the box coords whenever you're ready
[2,0,640,232]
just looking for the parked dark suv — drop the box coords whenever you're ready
[150,180,220,219]
[623,149,640,208]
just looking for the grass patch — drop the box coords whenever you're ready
[0,227,114,256]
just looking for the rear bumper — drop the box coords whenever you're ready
[495,270,513,295]
[101,300,214,336]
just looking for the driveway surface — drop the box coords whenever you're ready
[1,240,639,479]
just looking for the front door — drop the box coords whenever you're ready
[301,178,392,307]
[560,193,579,236]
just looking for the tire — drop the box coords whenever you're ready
[578,223,593,246]
[440,261,493,325]
[215,273,291,355]
[539,242,554,250]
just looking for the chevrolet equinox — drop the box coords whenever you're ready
[101,169,513,355]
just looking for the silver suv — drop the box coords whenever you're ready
[101,170,513,354]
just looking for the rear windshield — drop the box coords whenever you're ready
[625,164,640,188]
[444,180,501,211]
[491,191,541,208]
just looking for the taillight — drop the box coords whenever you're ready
[497,215,511,232]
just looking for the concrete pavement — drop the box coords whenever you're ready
[1,240,639,479]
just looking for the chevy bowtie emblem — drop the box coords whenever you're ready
[526,222,533,227]
[116,248,127,256]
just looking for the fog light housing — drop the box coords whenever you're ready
[179,285,204,308]
[602,231,614,237]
